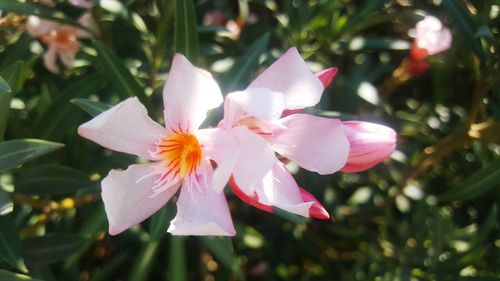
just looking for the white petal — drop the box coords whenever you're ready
[196,128,240,193]
[163,54,223,132]
[230,126,276,196]
[102,163,181,235]
[256,161,314,217]
[78,97,166,160]
[269,114,349,174]
[167,160,236,236]
[248,47,324,110]
[223,88,285,128]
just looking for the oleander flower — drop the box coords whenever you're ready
[219,48,351,219]
[78,54,259,236]
[25,13,94,73]
[411,15,452,61]
[340,121,396,173]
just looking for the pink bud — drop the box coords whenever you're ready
[341,121,396,173]
[299,188,330,219]
[411,16,452,61]
[315,67,338,89]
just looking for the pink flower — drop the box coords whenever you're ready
[340,121,396,173]
[25,13,94,73]
[219,48,351,219]
[78,54,244,236]
[411,16,452,61]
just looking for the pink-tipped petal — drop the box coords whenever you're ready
[268,114,349,175]
[196,128,239,193]
[299,188,330,219]
[340,121,396,173]
[248,47,324,110]
[167,160,236,236]
[229,176,274,213]
[163,54,223,132]
[315,67,338,89]
[257,162,314,217]
[223,88,286,128]
[78,97,166,160]
[102,163,181,236]
[230,126,276,196]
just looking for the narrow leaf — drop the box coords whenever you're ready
[201,237,244,278]
[0,139,64,173]
[174,0,199,61]
[127,241,160,281]
[33,75,104,141]
[15,165,97,196]
[0,0,87,31]
[442,0,490,64]
[0,75,11,94]
[0,190,13,215]
[93,41,150,108]
[439,158,500,202]
[222,33,270,91]
[0,215,28,272]
[71,98,112,117]
[23,234,88,264]
[0,270,43,281]
[169,236,187,281]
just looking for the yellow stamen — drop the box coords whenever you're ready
[157,132,202,178]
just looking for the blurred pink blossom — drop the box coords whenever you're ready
[340,121,396,173]
[78,55,239,236]
[411,15,452,61]
[25,13,94,73]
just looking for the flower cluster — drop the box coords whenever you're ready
[78,48,396,236]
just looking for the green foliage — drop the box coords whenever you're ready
[0,0,499,281]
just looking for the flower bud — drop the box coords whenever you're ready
[341,121,396,173]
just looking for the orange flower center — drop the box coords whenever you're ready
[157,132,202,178]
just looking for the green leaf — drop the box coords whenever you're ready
[222,33,270,91]
[0,61,31,141]
[174,0,199,61]
[0,75,11,94]
[0,139,64,173]
[149,205,171,241]
[169,236,187,281]
[0,190,13,215]
[70,98,113,117]
[33,75,105,141]
[0,215,28,272]
[442,0,490,64]
[127,241,160,281]
[23,234,88,264]
[63,206,107,270]
[0,0,88,32]
[439,158,500,202]
[93,41,150,108]
[15,165,97,196]
[201,237,244,279]
[0,270,43,281]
